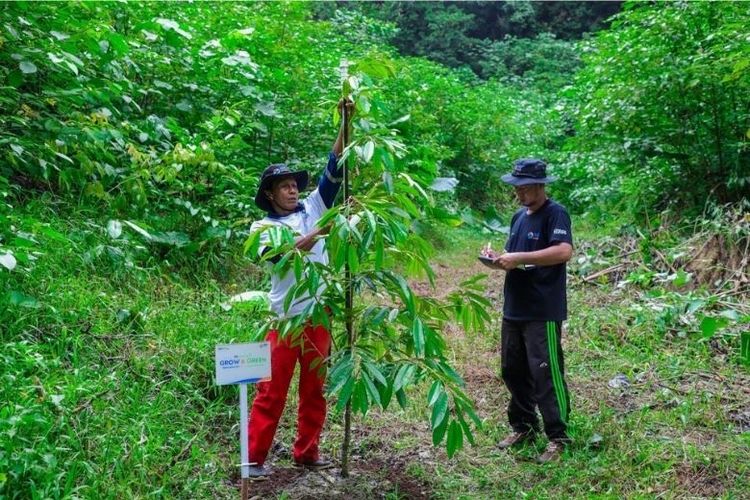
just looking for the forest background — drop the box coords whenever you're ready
[1,1,748,498]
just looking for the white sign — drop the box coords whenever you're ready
[215,342,271,386]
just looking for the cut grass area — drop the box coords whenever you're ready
[303,228,749,498]
[310,241,749,499]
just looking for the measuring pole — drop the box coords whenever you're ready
[239,383,250,500]
[215,342,270,500]
[339,58,355,478]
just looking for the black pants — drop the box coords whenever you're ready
[501,319,571,441]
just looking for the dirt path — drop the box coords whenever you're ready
[236,255,750,498]
[239,259,502,499]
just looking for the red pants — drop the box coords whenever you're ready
[248,324,331,465]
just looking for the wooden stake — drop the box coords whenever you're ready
[241,478,249,500]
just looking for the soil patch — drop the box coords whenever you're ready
[244,468,306,498]
[727,408,750,433]
[676,463,728,498]
[357,458,432,499]
[239,458,432,499]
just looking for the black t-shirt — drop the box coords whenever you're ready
[503,199,573,321]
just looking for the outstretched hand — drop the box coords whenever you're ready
[333,98,356,157]
[338,98,355,120]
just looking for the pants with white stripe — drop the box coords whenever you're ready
[501,319,571,441]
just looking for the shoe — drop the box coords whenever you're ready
[294,458,333,470]
[497,430,536,449]
[536,441,566,463]
[247,464,272,480]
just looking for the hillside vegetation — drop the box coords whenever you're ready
[1,2,748,498]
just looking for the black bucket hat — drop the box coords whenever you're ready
[254,163,309,212]
[501,158,557,186]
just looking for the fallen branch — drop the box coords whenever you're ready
[583,263,627,283]
[654,248,677,274]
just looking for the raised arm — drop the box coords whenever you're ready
[319,99,355,208]
[332,98,355,157]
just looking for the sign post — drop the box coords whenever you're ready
[215,342,272,499]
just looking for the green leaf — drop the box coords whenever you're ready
[317,206,340,228]
[446,420,463,458]
[347,244,358,274]
[244,230,261,257]
[8,291,40,308]
[361,372,382,408]
[430,392,448,429]
[394,364,416,391]
[741,332,750,367]
[438,360,464,386]
[394,275,415,314]
[700,316,729,339]
[432,412,449,445]
[412,317,425,356]
[352,379,370,415]
[395,388,407,409]
[107,32,129,56]
[362,141,374,163]
[352,55,396,79]
[20,61,37,74]
[363,361,387,386]
[123,220,153,241]
[293,253,303,281]
[327,354,354,395]
[335,377,356,412]
[38,226,68,244]
[308,267,320,295]
[374,228,384,270]
[670,270,691,288]
[273,251,293,276]
[456,412,476,446]
[377,378,393,409]
[427,380,443,406]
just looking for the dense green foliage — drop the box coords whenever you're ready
[557,1,750,220]
[1,204,260,497]
[316,1,620,78]
[0,1,365,271]
[1,1,748,497]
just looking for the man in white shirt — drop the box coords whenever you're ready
[246,100,352,478]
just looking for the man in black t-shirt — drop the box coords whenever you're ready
[484,158,573,463]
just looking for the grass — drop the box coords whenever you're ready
[314,228,750,498]
[2,210,748,498]
[1,209,267,499]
